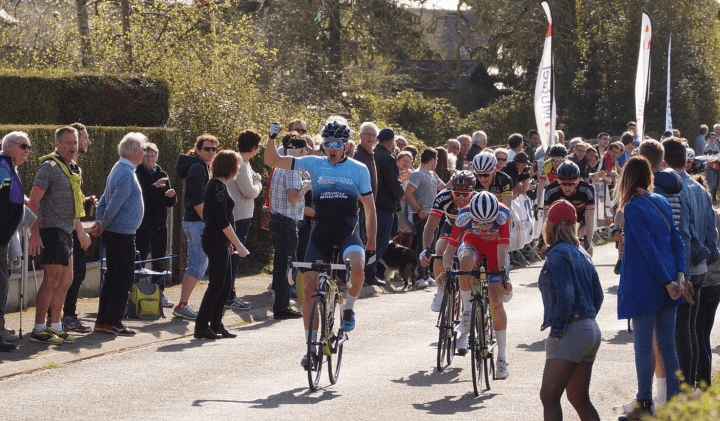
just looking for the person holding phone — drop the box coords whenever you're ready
[136,142,177,306]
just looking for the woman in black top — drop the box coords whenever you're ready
[194,151,249,339]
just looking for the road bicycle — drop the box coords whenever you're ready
[288,257,351,391]
[432,255,461,372]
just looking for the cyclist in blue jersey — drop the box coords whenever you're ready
[264,119,377,367]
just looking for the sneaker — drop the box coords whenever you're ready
[94,323,107,333]
[496,358,509,379]
[173,304,198,320]
[0,338,15,352]
[62,316,92,334]
[161,296,174,308]
[457,333,469,356]
[426,277,437,287]
[612,401,637,414]
[431,291,444,312]
[341,309,355,331]
[415,278,429,289]
[459,310,471,334]
[105,325,136,337]
[30,328,64,344]
[274,309,303,320]
[224,297,251,310]
[614,259,622,275]
[301,354,311,370]
[48,327,75,343]
[1,327,19,342]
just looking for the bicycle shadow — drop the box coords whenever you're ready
[392,366,464,387]
[604,330,633,345]
[224,387,340,409]
[412,391,499,415]
[516,339,545,352]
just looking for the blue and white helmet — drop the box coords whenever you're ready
[470,191,499,223]
[687,148,695,161]
[321,120,351,141]
[472,151,497,172]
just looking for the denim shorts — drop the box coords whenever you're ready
[183,220,208,279]
[545,318,601,363]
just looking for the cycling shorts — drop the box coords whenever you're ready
[437,220,454,241]
[303,217,364,268]
[456,234,510,284]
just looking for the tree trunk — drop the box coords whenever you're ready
[75,0,92,68]
[121,0,133,69]
[326,0,342,83]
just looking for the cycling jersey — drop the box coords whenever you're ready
[475,171,512,202]
[448,203,511,272]
[292,155,372,220]
[539,158,561,184]
[429,188,464,223]
[542,180,596,223]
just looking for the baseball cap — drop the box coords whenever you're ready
[547,199,577,226]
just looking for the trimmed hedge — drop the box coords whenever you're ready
[0,75,169,127]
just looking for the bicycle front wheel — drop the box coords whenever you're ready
[484,297,496,388]
[327,287,344,384]
[436,286,458,371]
[470,300,483,396]
[307,296,325,391]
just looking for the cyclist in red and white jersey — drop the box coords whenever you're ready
[435,191,513,379]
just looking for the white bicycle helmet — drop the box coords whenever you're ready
[470,191,499,223]
[472,151,497,172]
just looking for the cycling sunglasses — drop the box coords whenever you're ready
[452,191,472,198]
[477,173,493,178]
[323,141,346,149]
[560,180,578,187]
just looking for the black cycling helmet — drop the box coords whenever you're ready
[452,170,476,191]
[556,161,580,180]
[321,120,351,141]
[548,144,568,158]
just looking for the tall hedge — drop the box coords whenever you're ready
[0,75,169,127]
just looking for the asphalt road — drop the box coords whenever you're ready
[1,242,719,420]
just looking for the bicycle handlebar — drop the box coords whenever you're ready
[287,257,352,288]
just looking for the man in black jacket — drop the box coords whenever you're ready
[136,143,177,307]
[365,128,405,287]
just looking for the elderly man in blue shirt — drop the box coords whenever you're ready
[90,133,146,336]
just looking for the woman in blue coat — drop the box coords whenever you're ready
[615,156,685,420]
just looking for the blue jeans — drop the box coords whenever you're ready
[633,305,680,401]
[696,283,720,386]
[269,213,298,314]
[364,210,395,279]
[706,167,720,201]
[182,220,208,279]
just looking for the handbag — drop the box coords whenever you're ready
[260,206,271,231]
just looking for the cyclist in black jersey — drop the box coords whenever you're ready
[419,171,476,312]
[472,152,513,208]
[541,161,596,256]
[265,119,377,362]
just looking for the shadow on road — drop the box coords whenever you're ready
[392,366,465,387]
[156,340,205,353]
[225,387,340,408]
[516,339,545,352]
[605,330,633,345]
[412,391,499,415]
[606,285,618,295]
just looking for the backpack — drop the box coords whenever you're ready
[125,282,163,320]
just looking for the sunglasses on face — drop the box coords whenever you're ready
[560,180,578,187]
[477,173,493,178]
[477,221,493,227]
[552,158,565,163]
[293,128,307,134]
[323,141,345,149]
[201,146,218,152]
[10,141,31,150]
[452,191,472,198]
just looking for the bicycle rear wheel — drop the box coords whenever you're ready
[470,300,483,396]
[483,297,496,388]
[327,286,344,384]
[307,296,325,391]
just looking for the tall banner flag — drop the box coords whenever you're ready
[635,12,652,141]
[665,36,672,131]
[534,1,556,154]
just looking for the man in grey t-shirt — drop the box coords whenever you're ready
[28,127,91,344]
[404,148,445,286]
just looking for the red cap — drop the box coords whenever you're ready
[547,199,577,226]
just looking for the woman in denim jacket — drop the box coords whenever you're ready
[615,156,686,420]
[538,199,603,421]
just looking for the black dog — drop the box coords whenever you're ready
[376,240,420,290]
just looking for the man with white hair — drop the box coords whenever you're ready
[89,133,146,336]
[28,127,91,344]
[458,135,472,171]
[0,131,31,350]
[467,131,486,163]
